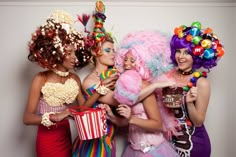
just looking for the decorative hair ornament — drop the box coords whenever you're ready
[115,30,174,81]
[50,10,74,33]
[174,21,225,61]
[76,0,112,56]
[93,0,106,44]
[28,10,87,70]
[183,71,207,92]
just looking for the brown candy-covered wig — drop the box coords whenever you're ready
[28,10,92,70]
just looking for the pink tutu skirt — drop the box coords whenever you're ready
[122,139,179,157]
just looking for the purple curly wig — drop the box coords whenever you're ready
[170,22,225,70]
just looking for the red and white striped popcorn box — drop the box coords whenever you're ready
[70,106,107,140]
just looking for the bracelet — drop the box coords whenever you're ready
[94,82,109,95]
[41,112,56,128]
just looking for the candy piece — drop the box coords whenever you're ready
[183,71,208,92]
[100,68,118,80]
[183,86,189,92]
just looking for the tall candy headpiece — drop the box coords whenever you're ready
[28,10,89,69]
[77,0,110,56]
[171,21,225,70]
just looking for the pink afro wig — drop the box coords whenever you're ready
[113,70,142,106]
[115,30,173,81]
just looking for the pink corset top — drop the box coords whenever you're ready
[128,103,164,152]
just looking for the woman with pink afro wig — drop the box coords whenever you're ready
[107,30,179,157]
[115,30,173,81]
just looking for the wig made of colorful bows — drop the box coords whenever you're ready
[115,30,174,81]
[77,0,114,57]
[170,21,225,70]
[28,10,91,70]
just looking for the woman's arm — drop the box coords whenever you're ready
[129,93,163,132]
[116,79,163,132]
[82,76,119,107]
[23,72,45,125]
[137,81,176,102]
[186,77,210,127]
[23,72,71,125]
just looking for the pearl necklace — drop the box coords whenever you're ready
[53,69,69,77]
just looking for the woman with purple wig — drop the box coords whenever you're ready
[167,21,225,157]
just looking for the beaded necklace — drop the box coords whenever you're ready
[178,69,194,75]
[183,71,207,92]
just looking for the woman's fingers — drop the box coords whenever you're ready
[116,104,131,119]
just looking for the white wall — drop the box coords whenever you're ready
[0,2,235,157]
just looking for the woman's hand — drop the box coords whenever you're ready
[116,104,132,121]
[101,75,118,90]
[50,109,71,122]
[167,81,177,89]
[186,87,198,104]
[157,81,176,89]
[97,104,114,119]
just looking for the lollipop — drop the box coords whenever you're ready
[100,68,118,80]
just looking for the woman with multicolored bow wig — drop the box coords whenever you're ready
[73,1,176,156]
[72,1,120,156]
[23,10,116,157]
[166,22,225,157]
[105,30,179,157]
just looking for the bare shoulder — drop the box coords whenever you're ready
[197,77,210,89]
[29,71,49,89]
[69,72,82,85]
[33,71,47,82]
[82,73,98,91]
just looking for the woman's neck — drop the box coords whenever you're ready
[94,64,108,75]
[174,70,192,87]
[52,65,70,77]
[178,68,194,75]
[56,65,69,72]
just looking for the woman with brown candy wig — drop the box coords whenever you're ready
[23,10,116,157]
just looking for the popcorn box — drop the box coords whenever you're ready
[69,106,107,140]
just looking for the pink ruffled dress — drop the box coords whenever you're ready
[122,102,179,157]
[114,70,179,157]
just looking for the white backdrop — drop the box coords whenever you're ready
[0,1,235,157]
